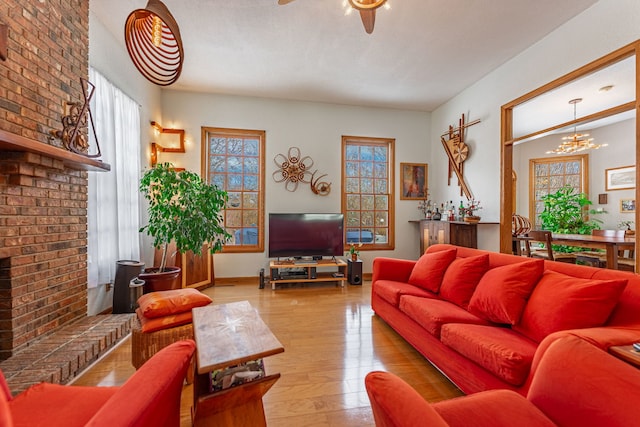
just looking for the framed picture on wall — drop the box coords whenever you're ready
[605,165,635,191]
[400,163,428,200]
[621,199,636,213]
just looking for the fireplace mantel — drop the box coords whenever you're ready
[0,129,110,172]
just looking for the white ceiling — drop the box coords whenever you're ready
[90,0,599,112]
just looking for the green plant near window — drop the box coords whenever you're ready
[139,163,232,272]
[538,185,602,252]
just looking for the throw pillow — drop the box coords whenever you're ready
[468,259,544,325]
[439,254,490,308]
[514,270,627,343]
[136,309,193,333]
[407,248,457,292]
[138,288,212,319]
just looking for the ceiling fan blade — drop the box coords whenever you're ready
[278,0,296,4]
[359,9,376,34]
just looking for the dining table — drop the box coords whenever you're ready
[551,233,636,270]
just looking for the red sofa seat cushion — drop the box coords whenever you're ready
[439,254,490,309]
[441,323,538,387]
[514,271,627,343]
[433,389,555,427]
[468,259,544,325]
[400,296,488,339]
[408,248,457,292]
[373,280,438,307]
[9,384,117,427]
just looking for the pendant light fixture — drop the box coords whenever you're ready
[124,0,184,86]
[546,98,608,155]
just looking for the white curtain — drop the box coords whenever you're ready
[87,68,141,288]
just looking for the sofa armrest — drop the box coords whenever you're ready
[86,339,196,427]
[365,371,449,427]
[372,257,416,284]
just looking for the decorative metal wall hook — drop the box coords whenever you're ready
[273,147,314,192]
[310,171,331,196]
[50,78,102,158]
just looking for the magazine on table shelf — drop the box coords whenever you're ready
[210,358,265,392]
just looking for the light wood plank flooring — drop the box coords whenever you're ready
[73,281,462,426]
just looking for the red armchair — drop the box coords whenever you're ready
[366,335,640,427]
[2,339,195,427]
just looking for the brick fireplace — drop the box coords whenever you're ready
[0,0,95,360]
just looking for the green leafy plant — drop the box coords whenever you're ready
[539,185,602,252]
[139,163,232,272]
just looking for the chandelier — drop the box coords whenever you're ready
[124,0,184,86]
[546,98,608,155]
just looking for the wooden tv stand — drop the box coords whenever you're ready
[269,259,347,289]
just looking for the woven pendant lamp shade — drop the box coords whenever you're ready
[124,0,184,86]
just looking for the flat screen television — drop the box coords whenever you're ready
[268,213,344,259]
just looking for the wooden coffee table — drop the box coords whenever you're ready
[191,301,284,426]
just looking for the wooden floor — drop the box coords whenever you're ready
[72,280,462,426]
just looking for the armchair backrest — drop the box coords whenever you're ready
[528,335,640,427]
[87,339,195,427]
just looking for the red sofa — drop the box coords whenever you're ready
[365,335,640,427]
[371,244,640,395]
[1,339,195,427]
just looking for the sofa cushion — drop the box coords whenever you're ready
[468,259,544,325]
[441,323,538,387]
[514,271,628,343]
[136,308,193,333]
[9,382,116,427]
[137,288,212,319]
[439,254,490,309]
[374,280,438,307]
[400,296,488,339]
[408,248,457,292]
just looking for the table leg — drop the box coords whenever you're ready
[605,245,619,270]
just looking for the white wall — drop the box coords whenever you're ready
[158,91,430,277]
[430,0,640,252]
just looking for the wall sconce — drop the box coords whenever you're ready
[150,121,185,153]
[150,142,158,167]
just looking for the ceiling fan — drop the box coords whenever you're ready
[277,0,388,34]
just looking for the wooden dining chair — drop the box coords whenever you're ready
[526,230,576,263]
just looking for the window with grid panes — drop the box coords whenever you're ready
[342,136,395,250]
[202,127,265,252]
[529,154,588,229]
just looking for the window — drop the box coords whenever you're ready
[87,68,141,289]
[202,127,265,253]
[342,136,395,250]
[529,154,588,229]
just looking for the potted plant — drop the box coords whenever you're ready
[139,163,231,292]
[463,200,482,223]
[539,185,602,252]
[618,220,635,236]
[348,243,362,261]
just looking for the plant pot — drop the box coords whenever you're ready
[139,266,181,293]
[351,253,358,262]
[464,216,481,224]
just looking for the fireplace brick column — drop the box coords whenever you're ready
[0,152,88,359]
[0,0,90,360]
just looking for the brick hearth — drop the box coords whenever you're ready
[0,313,133,396]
